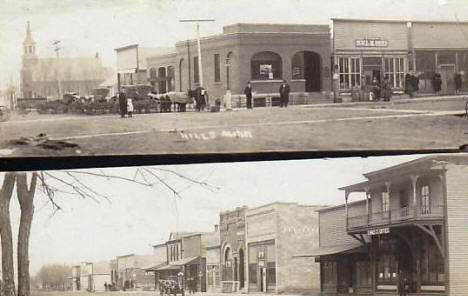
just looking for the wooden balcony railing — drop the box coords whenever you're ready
[347,205,444,231]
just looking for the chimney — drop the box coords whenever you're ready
[214,224,219,232]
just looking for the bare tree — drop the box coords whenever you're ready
[0,167,218,296]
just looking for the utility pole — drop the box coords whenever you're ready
[179,19,215,88]
[53,40,63,100]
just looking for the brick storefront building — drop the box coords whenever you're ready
[308,154,468,296]
[220,206,248,293]
[146,23,332,106]
[245,202,324,294]
[333,19,468,95]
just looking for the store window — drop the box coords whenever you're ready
[251,51,282,80]
[416,51,436,81]
[356,261,372,287]
[421,185,430,214]
[266,244,276,285]
[248,246,257,285]
[384,57,405,88]
[291,52,304,80]
[338,56,361,89]
[323,261,337,285]
[421,234,445,285]
[214,54,221,82]
[377,254,398,285]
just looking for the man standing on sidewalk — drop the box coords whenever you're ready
[279,80,290,107]
[244,82,253,109]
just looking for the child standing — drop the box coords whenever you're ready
[127,98,134,117]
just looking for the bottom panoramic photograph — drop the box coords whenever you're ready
[0,153,467,296]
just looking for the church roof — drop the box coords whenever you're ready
[23,21,35,45]
[31,57,113,83]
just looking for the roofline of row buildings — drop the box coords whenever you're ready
[115,44,138,51]
[331,17,468,24]
[316,199,367,213]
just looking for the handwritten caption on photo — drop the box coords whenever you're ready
[179,130,253,140]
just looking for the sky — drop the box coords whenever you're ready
[0,153,426,275]
[1,0,468,98]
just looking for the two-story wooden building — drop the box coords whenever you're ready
[309,154,468,296]
[153,227,219,292]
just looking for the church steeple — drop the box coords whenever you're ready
[23,21,36,56]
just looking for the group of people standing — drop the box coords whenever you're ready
[243,80,291,108]
[118,92,134,118]
[405,71,420,98]
[371,76,393,101]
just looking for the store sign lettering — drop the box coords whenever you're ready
[282,226,318,234]
[368,228,390,236]
[355,38,388,47]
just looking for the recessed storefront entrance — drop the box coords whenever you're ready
[292,51,322,92]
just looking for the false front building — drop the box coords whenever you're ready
[311,154,468,296]
[245,202,324,294]
[333,18,468,95]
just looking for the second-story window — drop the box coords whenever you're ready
[382,191,390,213]
[421,185,430,214]
[176,244,179,261]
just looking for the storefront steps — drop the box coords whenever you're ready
[303,93,468,109]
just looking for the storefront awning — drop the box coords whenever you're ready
[293,243,366,258]
[156,264,182,271]
[145,263,167,272]
[170,256,200,266]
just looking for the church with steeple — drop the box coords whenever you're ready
[20,21,38,98]
[20,21,113,99]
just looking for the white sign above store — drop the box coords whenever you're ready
[355,38,388,47]
[368,228,390,235]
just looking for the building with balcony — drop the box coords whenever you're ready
[307,154,468,296]
[245,202,324,294]
[220,206,247,293]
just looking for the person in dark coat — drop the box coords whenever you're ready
[371,78,381,101]
[244,82,253,109]
[405,71,416,98]
[432,72,442,94]
[455,72,462,94]
[118,92,127,118]
[194,87,207,111]
[279,81,291,107]
[381,76,392,101]
[398,270,408,296]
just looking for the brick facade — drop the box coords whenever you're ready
[146,23,332,105]
[245,202,324,294]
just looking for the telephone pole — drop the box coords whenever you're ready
[53,40,63,100]
[179,19,215,87]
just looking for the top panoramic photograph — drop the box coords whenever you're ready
[1,0,468,157]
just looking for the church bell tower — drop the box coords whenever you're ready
[21,21,38,98]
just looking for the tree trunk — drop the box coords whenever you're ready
[17,173,37,296]
[0,173,17,296]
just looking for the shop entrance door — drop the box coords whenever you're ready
[439,64,455,95]
[304,51,321,92]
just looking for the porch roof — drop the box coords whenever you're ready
[170,256,200,266]
[293,242,365,257]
